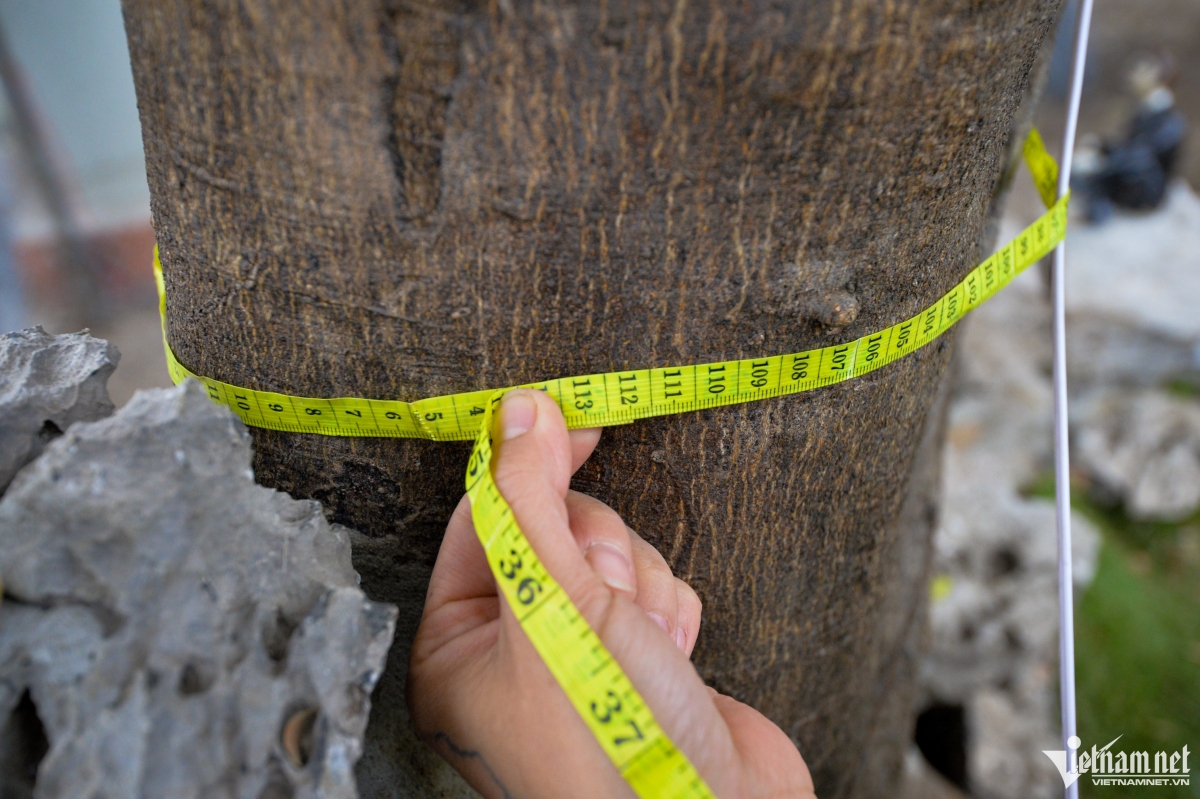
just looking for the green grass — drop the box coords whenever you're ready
[1028,480,1200,798]
[1162,378,1200,399]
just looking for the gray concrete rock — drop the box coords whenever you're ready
[968,689,1062,799]
[927,497,1098,703]
[1050,183,1200,522]
[947,269,1054,491]
[900,748,969,799]
[0,380,397,799]
[1066,319,1199,392]
[1065,181,1200,390]
[0,327,117,493]
[926,188,1200,795]
[1074,388,1200,521]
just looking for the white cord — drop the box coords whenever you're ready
[1053,1,1094,797]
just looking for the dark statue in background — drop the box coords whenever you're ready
[1075,52,1187,220]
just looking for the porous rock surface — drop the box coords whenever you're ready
[921,189,1200,793]
[0,378,397,799]
[1065,181,1200,390]
[1064,184,1200,521]
[0,326,117,492]
[1074,388,1200,521]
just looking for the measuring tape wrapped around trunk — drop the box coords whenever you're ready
[154,130,1066,797]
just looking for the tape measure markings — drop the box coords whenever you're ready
[155,131,1066,799]
[465,396,716,795]
[155,195,1063,442]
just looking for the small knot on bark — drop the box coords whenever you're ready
[812,291,859,330]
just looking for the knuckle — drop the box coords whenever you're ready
[570,577,622,639]
[677,579,702,611]
[578,513,628,549]
[633,542,674,587]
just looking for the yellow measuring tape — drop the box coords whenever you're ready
[156,130,1065,797]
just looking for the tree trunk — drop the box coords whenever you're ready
[121,1,1060,796]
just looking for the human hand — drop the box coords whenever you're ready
[407,389,815,799]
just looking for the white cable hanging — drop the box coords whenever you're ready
[1053,1,1094,797]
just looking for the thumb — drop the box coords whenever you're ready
[488,389,620,608]
[486,390,741,796]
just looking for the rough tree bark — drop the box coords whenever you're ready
[122,1,1060,796]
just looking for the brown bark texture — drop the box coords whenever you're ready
[122,1,1059,796]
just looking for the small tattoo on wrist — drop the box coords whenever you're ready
[428,731,516,799]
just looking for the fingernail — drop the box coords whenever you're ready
[585,543,634,595]
[674,625,688,653]
[499,390,537,440]
[647,612,671,636]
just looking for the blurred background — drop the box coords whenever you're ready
[0,0,163,405]
[0,1,1194,797]
[918,2,1200,797]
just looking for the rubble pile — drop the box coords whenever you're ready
[923,182,1200,796]
[1067,181,1200,522]
[1074,388,1200,521]
[923,267,1099,799]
